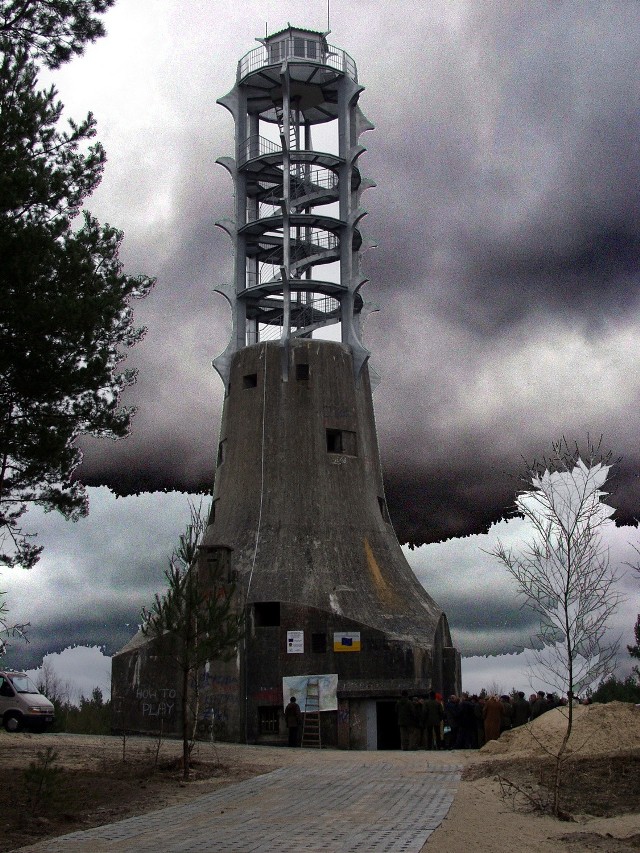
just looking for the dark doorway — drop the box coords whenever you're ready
[376,701,400,750]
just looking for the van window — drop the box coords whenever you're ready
[0,676,14,697]
[9,675,39,694]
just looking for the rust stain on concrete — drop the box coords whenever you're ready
[364,538,396,606]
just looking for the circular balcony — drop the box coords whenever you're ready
[238,40,357,84]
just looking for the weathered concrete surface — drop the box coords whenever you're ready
[111,341,460,745]
[205,341,460,741]
[208,341,446,646]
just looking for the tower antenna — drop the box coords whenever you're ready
[327,0,330,33]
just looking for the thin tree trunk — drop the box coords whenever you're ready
[181,663,190,781]
[553,694,573,816]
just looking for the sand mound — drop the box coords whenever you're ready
[480,702,640,758]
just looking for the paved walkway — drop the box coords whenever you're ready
[15,751,462,853]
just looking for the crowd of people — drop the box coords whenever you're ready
[395,689,590,750]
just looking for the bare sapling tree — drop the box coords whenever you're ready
[141,502,243,781]
[490,439,623,816]
[0,585,28,657]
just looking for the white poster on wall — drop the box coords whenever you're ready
[282,674,339,711]
[286,630,304,653]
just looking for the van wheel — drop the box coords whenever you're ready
[4,712,22,732]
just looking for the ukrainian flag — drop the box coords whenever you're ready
[333,632,361,652]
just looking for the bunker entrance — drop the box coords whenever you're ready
[376,700,400,750]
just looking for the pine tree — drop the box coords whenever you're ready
[0,1,114,69]
[0,2,154,569]
[142,504,243,780]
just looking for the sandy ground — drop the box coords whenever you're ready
[428,762,640,853]
[428,701,640,853]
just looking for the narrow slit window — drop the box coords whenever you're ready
[326,428,342,454]
[217,440,226,467]
[311,633,327,653]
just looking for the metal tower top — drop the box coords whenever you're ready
[213,26,376,387]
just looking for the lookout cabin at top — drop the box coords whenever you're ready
[238,26,357,86]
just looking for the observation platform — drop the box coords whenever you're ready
[237,31,358,124]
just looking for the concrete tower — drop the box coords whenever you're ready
[112,26,460,749]
[202,26,460,747]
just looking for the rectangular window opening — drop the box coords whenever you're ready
[204,545,234,583]
[326,429,357,456]
[243,373,258,389]
[326,428,342,454]
[294,37,305,57]
[254,601,281,627]
[258,706,280,734]
[306,40,317,59]
[296,363,309,381]
[311,633,327,653]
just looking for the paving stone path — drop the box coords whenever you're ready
[16,756,462,853]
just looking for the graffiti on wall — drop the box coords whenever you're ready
[136,686,177,718]
[199,673,239,694]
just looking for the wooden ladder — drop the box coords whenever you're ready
[301,678,321,748]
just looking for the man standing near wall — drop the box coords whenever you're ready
[396,690,415,751]
[423,690,445,750]
[285,696,303,747]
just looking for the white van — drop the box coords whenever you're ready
[0,670,55,732]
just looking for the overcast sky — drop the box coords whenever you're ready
[4,1,640,693]
[6,487,639,697]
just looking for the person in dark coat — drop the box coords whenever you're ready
[444,695,459,750]
[456,692,477,749]
[413,697,426,749]
[284,696,303,747]
[512,691,531,727]
[473,695,486,748]
[531,690,549,719]
[396,690,415,751]
[500,695,514,732]
[423,690,445,750]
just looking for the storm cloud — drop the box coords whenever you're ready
[7,492,638,676]
[44,1,640,548]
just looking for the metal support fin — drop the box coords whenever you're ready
[351,340,371,383]
[355,105,375,138]
[216,156,236,176]
[217,89,240,120]
[212,283,238,390]
[215,218,236,241]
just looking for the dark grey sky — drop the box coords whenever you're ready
[58,1,640,546]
